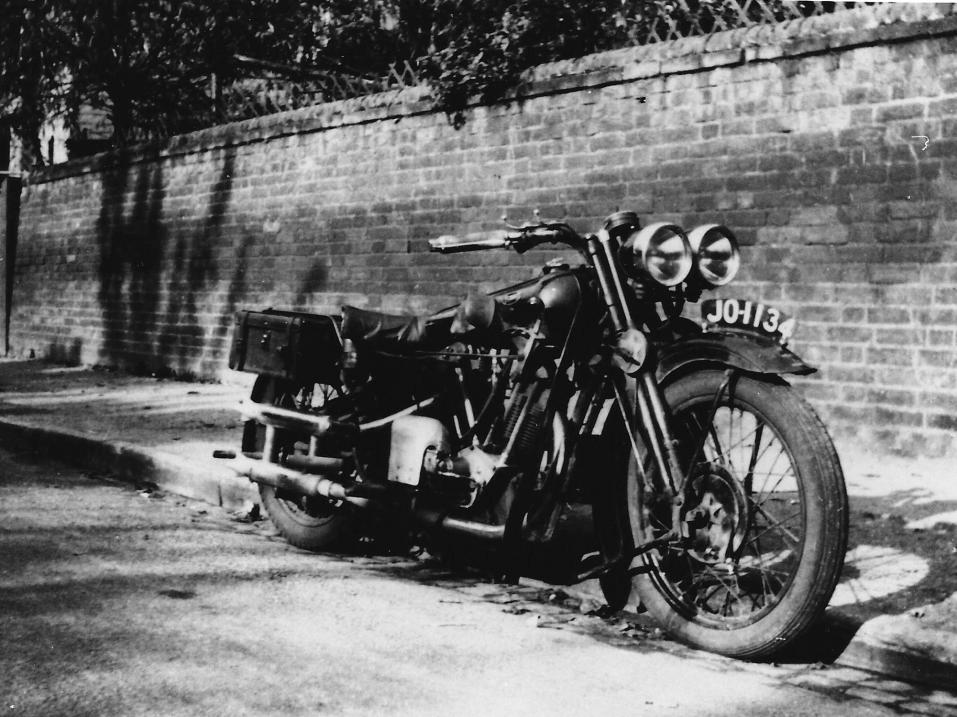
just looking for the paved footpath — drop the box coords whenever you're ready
[0,358,955,693]
[6,446,953,717]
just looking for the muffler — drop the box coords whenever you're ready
[219,453,506,540]
[220,454,370,508]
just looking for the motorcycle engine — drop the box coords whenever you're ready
[386,415,499,508]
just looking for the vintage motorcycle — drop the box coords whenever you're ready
[218,211,848,659]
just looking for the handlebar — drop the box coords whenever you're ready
[429,224,584,254]
[428,234,512,253]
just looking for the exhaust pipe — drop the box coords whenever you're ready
[412,506,507,541]
[220,455,370,508]
[218,453,506,540]
[240,400,357,439]
[219,402,508,541]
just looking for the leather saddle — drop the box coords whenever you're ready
[340,306,434,349]
[341,293,540,351]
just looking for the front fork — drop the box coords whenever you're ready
[577,365,685,583]
[610,365,739,558]
[586,230,688,549]
[611,371,681,537]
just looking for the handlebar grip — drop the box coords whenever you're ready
[429,234,510,253]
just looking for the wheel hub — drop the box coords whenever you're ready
[681,462,749,564]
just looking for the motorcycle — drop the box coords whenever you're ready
[217,210,848,659]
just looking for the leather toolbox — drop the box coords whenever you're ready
[228,309,342,384]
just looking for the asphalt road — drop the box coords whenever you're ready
[1,443,953,717]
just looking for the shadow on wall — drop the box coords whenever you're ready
[95,149,240,375]
[2,175,21,356]
[46,338,83,365]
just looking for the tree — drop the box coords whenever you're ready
[1,0,815,160]
[1,1,357,156]
[0,1,69,167]
[418,0,640,127]
[62,0,337,143]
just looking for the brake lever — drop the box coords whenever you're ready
[501,208,557,232]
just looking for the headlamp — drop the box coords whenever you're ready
[687,224,740,288]
[621,222,693,287]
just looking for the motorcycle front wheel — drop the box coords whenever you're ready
[629,369,848,659]
[243,375,356,552]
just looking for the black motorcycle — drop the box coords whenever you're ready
[220,210,848,659]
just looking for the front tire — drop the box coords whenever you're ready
[630,370,848,659]
[243,376,355,552]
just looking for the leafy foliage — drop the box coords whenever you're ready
[415,0,809,127]
[2,0,820,163]
[1,1,352,162]
[1,1,65,166]
[419,1,638,127]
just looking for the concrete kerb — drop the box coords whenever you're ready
[0,416,257,510]
[544,579,957,692]
[1,413,955,693]
[837,620,957,692]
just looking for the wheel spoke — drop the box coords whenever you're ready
[751,469,798,511]
[742,531,775,604]
[746,506,802,548]
[692,412,763,470]
[689,564,742,609]
[755,444,790,497]
[744,422,765,495]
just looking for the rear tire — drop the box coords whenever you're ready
[243,376,355,552]
[629,370,848,659]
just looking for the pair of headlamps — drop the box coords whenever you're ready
[605,212,740,289]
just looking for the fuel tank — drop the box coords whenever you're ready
[430,265,589,345]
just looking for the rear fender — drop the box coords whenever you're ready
[654,329,816,386]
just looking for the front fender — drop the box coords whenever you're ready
[654,328,816,385]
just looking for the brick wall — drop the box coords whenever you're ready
[10,4,957,457]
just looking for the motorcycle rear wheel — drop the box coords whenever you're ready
[629,369,848,659]
[243,375,355,552]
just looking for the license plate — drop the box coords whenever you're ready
[701,298,796,344]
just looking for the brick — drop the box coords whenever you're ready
[920,350,957,369]
[918,160,942,180]
[803,149,848,169]
[721,118,754,136]
[919,391,957,413]
[867,387,918,406]
[928,97,957,117]
[801,305,842,322]
[727,173,787,192]
[868,263,924,284]
[928,329,955,346]
[839,346,865,363]
[789,132,837,153]
[826,326,873,343]
[657,161,703,180]
[836,165,888,184]
[886,163,918,184]
[837,126,885,148]
[934,286,957,304]
[757,154,801,172]
[866,347,915,366]
[927,413,957,432]
[875,102,926,122]
[875,406,924,427]
[873,367,918,386]
[866,306,911,324]
[874,327,923,345]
